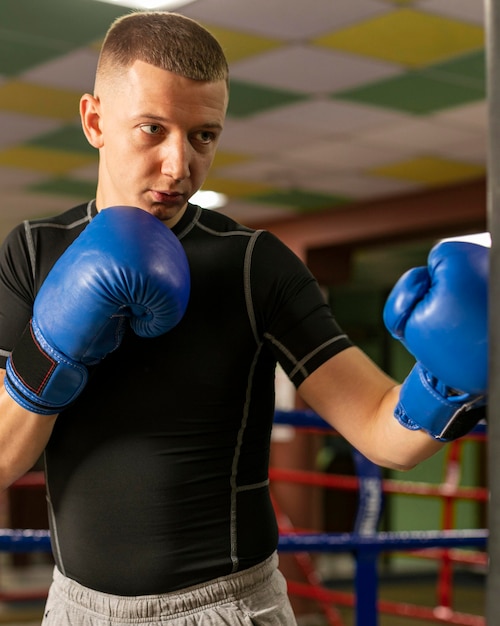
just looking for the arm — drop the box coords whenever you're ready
[298,347,443,471]
[0,369,57,490]
[299,241,487,471]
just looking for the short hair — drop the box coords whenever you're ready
[95,11,229,91]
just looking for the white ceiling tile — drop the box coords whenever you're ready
[431,135,487,164]
[214,159,300,187]
[280,138,411,170]
[429,100,488,132]
[299,171,425,199]
[20,48,99,93]
[182,0,390,39]
[419,0,484,25]
[0,167,48,188]
[249,99,412,137]
[230,45,402,94]
[218,199,295,224]
[0,112,61,148]
[0,190,82,220]
[70,161,99,182]
[218,118,318,155]
[356,118,486,153]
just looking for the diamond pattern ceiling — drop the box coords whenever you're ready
[0,0,487,238]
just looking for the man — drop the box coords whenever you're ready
[0,11,487,626]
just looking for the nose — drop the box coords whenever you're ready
[160,134,191,182]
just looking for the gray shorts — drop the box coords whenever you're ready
[41,552,297,625]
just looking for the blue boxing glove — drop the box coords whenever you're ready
[383,241,488,441]
[5,206,190,415]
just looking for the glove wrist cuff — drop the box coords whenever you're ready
[396,364,485,441]
[5,318,88,415]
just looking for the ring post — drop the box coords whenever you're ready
[485,0,500,620]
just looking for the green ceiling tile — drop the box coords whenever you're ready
[424,50,485,89]
[0,40,63,77]
[0,0,125,48]
[227,80,308,118]
[335,71,484,114]
[30,177,96,199]
[28,125,96,155]
[249,189,350,212]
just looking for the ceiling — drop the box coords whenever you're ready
[0,0,487,249]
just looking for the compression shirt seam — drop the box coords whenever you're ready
[22,202,94,287]
[244,231,265,345]
[44,450,66,576]
[175,204,202,240]
[236,479,269,493]
[23,221,36,285]
[229,342,263,573]
[264,333,350,379]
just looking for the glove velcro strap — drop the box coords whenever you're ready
[395,364,485,442]
[5,318,87,415]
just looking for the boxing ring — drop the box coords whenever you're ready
[272,410,487,626]
[0,408,488,625]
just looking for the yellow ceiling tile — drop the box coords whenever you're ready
[313,9,484,68]
[0,146,97,175]
[370,156,485,185]
[211,151,250,168]
[0,81,81,120]
[202,25,284,63]
[203,176,274,197]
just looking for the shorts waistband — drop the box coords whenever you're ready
[51,553,278,619]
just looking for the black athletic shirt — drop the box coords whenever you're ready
[0,201,352,595]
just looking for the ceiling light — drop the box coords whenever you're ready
[190,190,228,210]
[93,0,196,10]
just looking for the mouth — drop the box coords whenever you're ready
[150,189,185,204]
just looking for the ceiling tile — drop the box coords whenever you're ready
[218,199,295,224]
[202,25,284,64]
[0,146,97,175]
[335,70,484,114]
[230,44,403,94]
[314,8,484,68]
[355,117,485,153]
[429,100,488,131]
[298,171,425,199]
[227,80,307,118]
[27,125,97,155]
[0,81,81,119]
[0,38,63,77]
[70,162,99,183]
[183,0,391,39]
[0,0,124,48]
[423,49,485,89]
[370,155,485,184]
[248,99,412,136]
[201,176,275,198]
[30,177,98,199]
[218,118,322,155]
[280,138,412,170]
[21,48,100,93]
[0,166,49,189]
[250,189,350,212]
[419,0,484,24]
[430,135,487,165]
[0,112,61,149]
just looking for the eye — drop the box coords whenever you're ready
[140,124,163,135]
[194,130,217,145]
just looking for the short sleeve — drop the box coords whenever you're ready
[250,231,352,387]
[0,224,35,367]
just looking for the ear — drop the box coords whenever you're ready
[80,93,103,149]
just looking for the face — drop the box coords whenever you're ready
[80,60,228,227]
